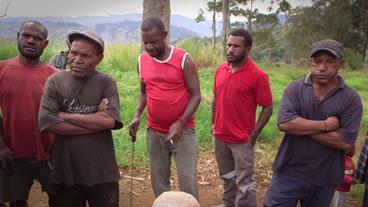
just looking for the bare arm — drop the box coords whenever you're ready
[211,96,216,126]
[0,116,14,165]
[279,116,351,150]
[167,54,201,141]
[278,116,339,135]
[129,64,147,139]
[46,121,97,135]
[59,111,115,131]
[0,116,6,148]
[249,105,273,145]
[310,131,352,151]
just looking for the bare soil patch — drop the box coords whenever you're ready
[26,141,362,206]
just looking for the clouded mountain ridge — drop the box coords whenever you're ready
[0,14,213,42]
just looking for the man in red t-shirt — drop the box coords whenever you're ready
[212,29,273,207]
[129,16,201,200]
[0,21,58,207]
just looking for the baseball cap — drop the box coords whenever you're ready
[310,39,344,59]
[67,31,104,54]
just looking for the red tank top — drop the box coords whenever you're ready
[139,46,195,132]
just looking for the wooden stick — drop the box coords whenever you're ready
[124,175,145,181]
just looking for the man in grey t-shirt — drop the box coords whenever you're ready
[39,31,123,207]
[264,39,362,207]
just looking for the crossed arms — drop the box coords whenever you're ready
[278,116,353,151]
[46,99,115,135]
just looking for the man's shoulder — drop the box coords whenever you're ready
[41,62,59,72]
[0,57,17,67]
[284,79,305,92]
[341,84,362,102]
[173,47,187,54]
[216,62,228,70]
[94,70,116,83]
[46,70,66,82]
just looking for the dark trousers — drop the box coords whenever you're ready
[51,182,119,207]
[264,172,335,207]
[363,186,368,207]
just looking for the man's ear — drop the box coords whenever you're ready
[163,30,168,41]
[97,54,104,64]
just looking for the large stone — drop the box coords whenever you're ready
[152,191,200,207]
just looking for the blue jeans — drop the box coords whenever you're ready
[264,172,335,207]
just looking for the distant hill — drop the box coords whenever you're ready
[0,14,213,42]
[0,13,287,43]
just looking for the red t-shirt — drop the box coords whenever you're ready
[336,156,355,192]
[139,46,195,132]
[0,57,57,160]
[213,57,272,143]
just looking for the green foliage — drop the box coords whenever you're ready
[284,0,365,63]
[174,37,223,68]
[0,40,17,60]
[254,13,279,30]
[0,38,68,63]
[207,0,222,13]
[344,49,364,70]
[99,43,140,73]
[195,8,206,23]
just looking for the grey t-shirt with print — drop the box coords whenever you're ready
[39,70,123,186]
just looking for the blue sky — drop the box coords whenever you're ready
[1,0,312,19]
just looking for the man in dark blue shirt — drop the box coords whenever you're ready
[264,39,363,207]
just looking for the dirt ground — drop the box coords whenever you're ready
[25,142,362,207]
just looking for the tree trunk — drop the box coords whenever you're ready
[212,0,216,50]
[363,30,368,63]
[248,0,253,32]
[222,0,231,57]
[143,0,171,38]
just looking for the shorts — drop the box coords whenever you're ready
[0,158,52,202]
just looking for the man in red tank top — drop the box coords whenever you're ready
[129,16,201,200]
[0,20,58,207]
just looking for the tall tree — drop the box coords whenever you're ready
[209,0,222,49]
[231,0,290,32]
[222,0,231,56]
[352,0,368,62]
[143,0,171,37]
[196,0,222,49]
[285,0,353,59]
[232,0,257,32]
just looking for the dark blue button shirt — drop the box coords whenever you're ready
[273,73,362,187]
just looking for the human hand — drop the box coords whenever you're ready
[128,117,140,142]
[98,98,109,111]
[249,132,259,146]
[166,120,184,143]
[0,147,14,170]
[325,116,339,131]
[345,145,356,157]
[58,111,68,120]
